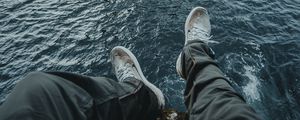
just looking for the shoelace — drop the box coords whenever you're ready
[116,62,136,82]
[188,25,212,43]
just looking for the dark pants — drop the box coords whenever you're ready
[0,41,261,120]
[180,40,261,120]
[0,72,160,120]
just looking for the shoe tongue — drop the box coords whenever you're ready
[117,62,141,82]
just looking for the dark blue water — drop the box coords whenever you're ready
[1,0,300,119]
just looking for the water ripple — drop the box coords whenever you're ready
[0,0,300,119]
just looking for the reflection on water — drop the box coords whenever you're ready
[1,0,300,119]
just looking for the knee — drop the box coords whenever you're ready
[23,72,50,83]
[25,71,47,78]
[18,72,56,92]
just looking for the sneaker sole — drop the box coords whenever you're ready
[112,46,165,108]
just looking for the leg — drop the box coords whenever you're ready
[0,71,162,120]
[176,7,261,120]
[0,45,165,120]
[181,41,261,120]
[0,72,93,120]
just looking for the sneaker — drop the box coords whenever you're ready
[176,7,212,79]
[110,46,165,108]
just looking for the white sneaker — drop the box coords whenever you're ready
[176,7,212,79]
[110,46,165,108]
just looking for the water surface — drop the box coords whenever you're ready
[1,0,300,119]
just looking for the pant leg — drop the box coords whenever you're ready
[180,40,261,120]
[48,72,161,120]
[0,72,160,120]
[0,72,93,120]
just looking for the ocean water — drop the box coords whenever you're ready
[0,0,300,119]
